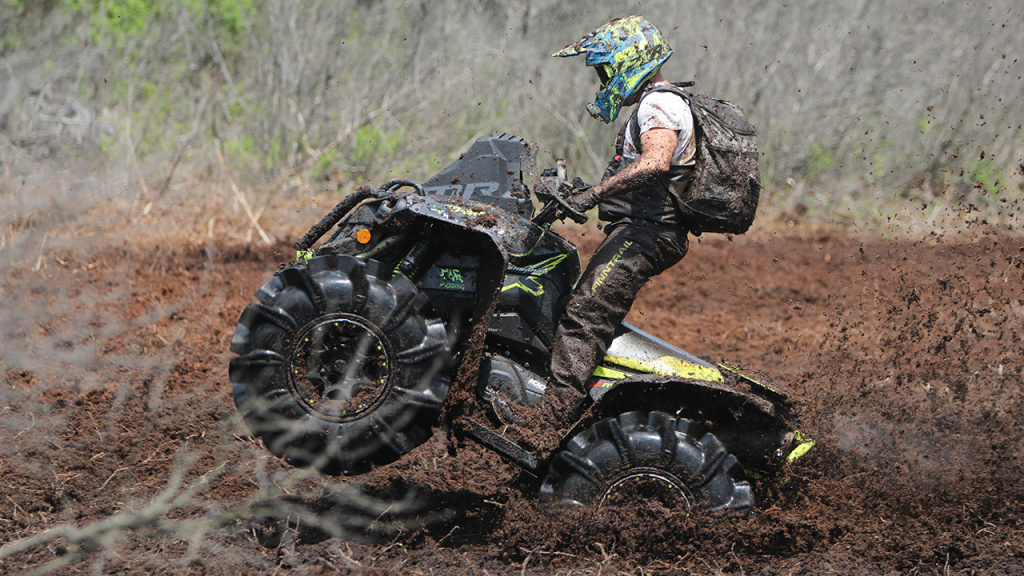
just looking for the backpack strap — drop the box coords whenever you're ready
[606,106,637,181]
[613,114,630,160]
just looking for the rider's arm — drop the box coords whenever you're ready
[591,127,677,199]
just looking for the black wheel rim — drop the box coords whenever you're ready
[598,468,693,512]
[289,314,392,421]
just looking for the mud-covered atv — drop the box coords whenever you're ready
[228,132,812,511]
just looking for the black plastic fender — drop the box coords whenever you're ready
[574,376,799,475]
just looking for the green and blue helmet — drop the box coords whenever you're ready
[554,15,673,124]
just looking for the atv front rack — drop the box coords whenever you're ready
[294,179,426,256]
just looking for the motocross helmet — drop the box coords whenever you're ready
[553,15,673,123]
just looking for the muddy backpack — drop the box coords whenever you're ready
[618,83,761,235]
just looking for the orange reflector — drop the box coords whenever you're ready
[356,229,371,244]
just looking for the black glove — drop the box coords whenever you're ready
[565,186,600,215]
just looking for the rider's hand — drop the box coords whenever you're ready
[565,186,600,214]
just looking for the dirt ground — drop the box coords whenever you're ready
[2,221,1023,575]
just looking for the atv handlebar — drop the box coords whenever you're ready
[531,168,591,227]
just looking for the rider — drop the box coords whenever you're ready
[549,16,697,404]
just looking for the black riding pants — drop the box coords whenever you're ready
[549,221,689,393]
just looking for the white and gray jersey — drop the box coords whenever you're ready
[622,84,697,167]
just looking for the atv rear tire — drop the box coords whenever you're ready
[539,411,753,512]
[229,254,449,475]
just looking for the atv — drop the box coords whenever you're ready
[228,132,812,511]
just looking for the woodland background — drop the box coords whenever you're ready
[2,0,1022,245]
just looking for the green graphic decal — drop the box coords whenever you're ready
[427,202,486,220]
[502,254,568,296]
[438,268,466,290]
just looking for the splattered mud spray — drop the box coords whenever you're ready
[2,225,1022,574]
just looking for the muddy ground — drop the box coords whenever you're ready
[2,223,1023,575]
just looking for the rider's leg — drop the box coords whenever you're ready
[549,222,689,394]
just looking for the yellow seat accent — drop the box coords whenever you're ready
[592,366,627,380]
[605,355,724,382]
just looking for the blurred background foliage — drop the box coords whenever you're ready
[1,0,1022,228]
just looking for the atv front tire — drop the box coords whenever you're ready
[229,254,449,475]
[539,411,753,511]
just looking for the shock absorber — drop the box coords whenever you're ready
[397,241,429,277]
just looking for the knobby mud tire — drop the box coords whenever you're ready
[539,411,753,512]
[229,254,450,475]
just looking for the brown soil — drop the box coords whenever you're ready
[2,225,1023,575]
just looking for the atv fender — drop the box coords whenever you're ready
[575,376,800,474]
